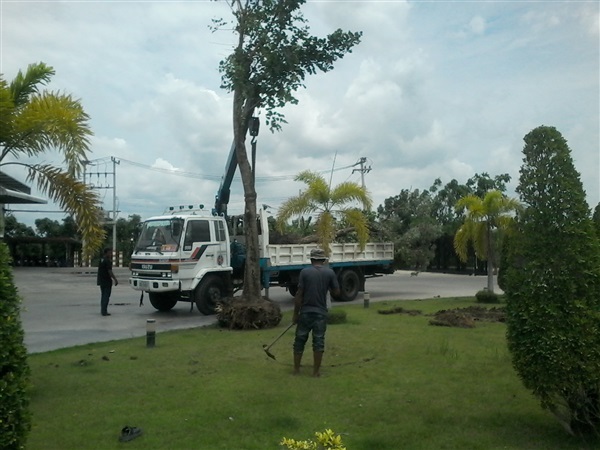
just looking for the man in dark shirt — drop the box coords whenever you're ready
[292,248,340,377]
[97,248,118,316]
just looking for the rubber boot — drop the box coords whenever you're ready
[313,351,324,377]
[293,353,303,375]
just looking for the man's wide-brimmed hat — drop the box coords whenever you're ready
[310,248,328,260]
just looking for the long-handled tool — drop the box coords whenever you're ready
[262,322,294,360]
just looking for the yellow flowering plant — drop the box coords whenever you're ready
[280,429,346,450]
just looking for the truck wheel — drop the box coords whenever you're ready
[195,275,225,315]
[148,292,178,311]
[288,284,298,297]
[335,269,360,302]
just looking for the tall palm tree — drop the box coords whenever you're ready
[277,170,372,256]
[454,190,521,293]
[0,62,105,257]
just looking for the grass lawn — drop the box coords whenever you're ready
[26,297,597,449]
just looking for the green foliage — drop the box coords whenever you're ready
[0,243,31,448]
[3,214,35,238]
[426,173,510,272]
[593,203,600,238]
[475,289,499,304]
[216,0,362,132]
[504,125,600,436]
[0,62,105,258]
[454,190,520,293]
[277,170,372,255]
[281,429,346,450]
[378,189,442,269]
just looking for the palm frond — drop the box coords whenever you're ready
[454,221,473,262]
[297,171,330,206]
[26,163,106,258]
[277,195,316,231]
[11,92,92,177]
[0,80,15,151]
[315,211,335,255]
[342,208,370,250]
[456,194,484,219]
[330,181,372,210]
[9,62,55,108]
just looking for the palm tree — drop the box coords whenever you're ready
[454,190,521,293]
[276,170,372,255]
[0,62,105,257]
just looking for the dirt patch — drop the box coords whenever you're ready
[378,305,505,328]
[378,306,423,316]
[429,306,505,328]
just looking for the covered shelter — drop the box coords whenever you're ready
[0,171,81,266]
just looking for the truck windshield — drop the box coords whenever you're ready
[134,219,184,253]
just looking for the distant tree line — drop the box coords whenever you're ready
[4,213,142,266]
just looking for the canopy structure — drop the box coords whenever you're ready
[0,171,47,205]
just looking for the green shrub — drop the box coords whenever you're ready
[327,309,347,324]
[504,126,600,437]
[0,243,31,449]
[475,289,499,303]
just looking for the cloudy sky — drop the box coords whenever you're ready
[1,0,599,228]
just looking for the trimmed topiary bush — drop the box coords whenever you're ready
[0,242,31,449]
[475,289,499,303]
[504,126,600,437]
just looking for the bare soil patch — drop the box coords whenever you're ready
[378,305,506,328]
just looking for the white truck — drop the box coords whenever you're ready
[128,205,395,314]
[129,135,394,313]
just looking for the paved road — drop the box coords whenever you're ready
[13,266,499,353]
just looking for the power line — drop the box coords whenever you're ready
[118,157,356,182]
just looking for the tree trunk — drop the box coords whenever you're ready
[486,223,495,293]
[233,91,262,300]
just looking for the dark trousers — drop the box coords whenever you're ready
[100,285,112,315]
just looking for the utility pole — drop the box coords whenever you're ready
[111,157,120,262]
[352,157,372,189]
[84,157,120,265]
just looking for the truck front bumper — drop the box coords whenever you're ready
[129,278,180,292]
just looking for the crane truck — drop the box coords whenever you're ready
[128,142,395,314]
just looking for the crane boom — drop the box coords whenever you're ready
[213,141,237,218]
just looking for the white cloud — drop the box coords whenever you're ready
[469,16,487,35]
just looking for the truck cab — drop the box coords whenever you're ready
[129,206,236,314]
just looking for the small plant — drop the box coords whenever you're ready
[280,429,346,450]
[475,289,499,303]
[327,310,347,325]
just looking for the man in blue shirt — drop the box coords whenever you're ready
[292,248,340,377]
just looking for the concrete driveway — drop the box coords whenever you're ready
[13,266,499,353]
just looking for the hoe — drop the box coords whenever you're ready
[262,322,294,360]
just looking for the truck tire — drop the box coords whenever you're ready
[195,275,225,315]
[335,269,360,302]
[148,292,178,312]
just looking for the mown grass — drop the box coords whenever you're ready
[26,297,597,449]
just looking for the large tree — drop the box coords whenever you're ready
[454,190,520,293]
[0,62,105,258]
[377,189,441,270]
[276,170,372,255]
[215,0,362,299]
[504,126,600,436]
